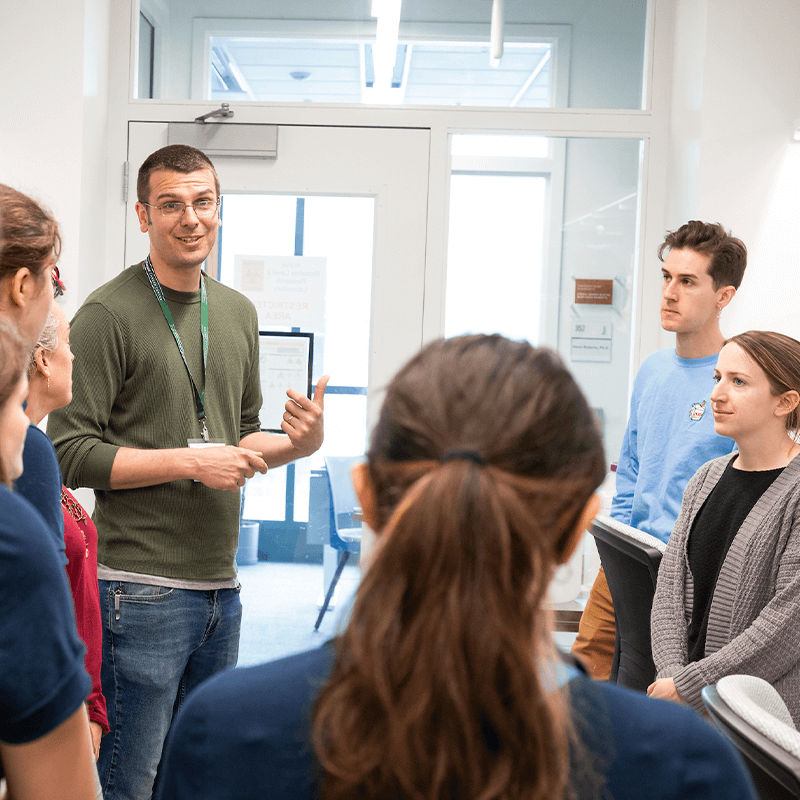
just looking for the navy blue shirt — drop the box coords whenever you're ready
[15,423,67,565]
[0,486,90,757]
[156,641,755,800]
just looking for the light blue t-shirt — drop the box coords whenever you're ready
[611,348,736,543]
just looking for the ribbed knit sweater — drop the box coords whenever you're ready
[48,263,262,580]
[651,451,800,725]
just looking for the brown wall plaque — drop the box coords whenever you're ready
[575,278,613,305]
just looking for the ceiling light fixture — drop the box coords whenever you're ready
[371,0,402,101]
[490,0,504,67]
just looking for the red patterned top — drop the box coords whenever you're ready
[61,487,109,732]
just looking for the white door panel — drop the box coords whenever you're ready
[126,122,429,401]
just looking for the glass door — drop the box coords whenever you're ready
[126,122,430,663]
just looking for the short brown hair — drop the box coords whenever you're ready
[658,221,747,290]
[0,320,29,487]
[725,330,800,435]
[0,184,62,284]
[136,144,220,204]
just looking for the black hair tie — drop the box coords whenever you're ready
[441,449,485,466]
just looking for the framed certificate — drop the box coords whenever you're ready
[257,331,314,433]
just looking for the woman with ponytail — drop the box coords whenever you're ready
[156,335,754,800]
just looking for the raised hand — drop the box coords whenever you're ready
[281,375,329,458]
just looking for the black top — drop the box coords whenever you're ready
[0,486,91,755]
[687,458,784,662]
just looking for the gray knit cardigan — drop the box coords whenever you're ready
[651,451,800,725]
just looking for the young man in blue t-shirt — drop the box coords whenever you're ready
[572,221,747,679]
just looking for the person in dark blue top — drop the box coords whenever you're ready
[157,335,755,800]
[15,419,66,560]
[0,187,97,798]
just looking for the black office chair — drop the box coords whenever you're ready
[589,514,666,692]
[703,676,800,800]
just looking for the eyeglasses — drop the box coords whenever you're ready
[52,265,65,298]
[142,199,220,218]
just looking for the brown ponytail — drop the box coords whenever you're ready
[313,335,605,800]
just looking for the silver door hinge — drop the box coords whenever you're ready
[122,161,130,203]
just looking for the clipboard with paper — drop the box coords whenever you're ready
[257,331,314,433]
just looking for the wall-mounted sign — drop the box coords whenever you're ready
[234,255,326,330]
[575,278,613,305]
[571,338,612,362]
[570,319,612,363]
[572,320,611,339]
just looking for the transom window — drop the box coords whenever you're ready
[208,37,554,107]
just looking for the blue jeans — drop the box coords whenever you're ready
[97,580,242,800]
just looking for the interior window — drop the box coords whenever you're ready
[132,0,649,110]
[445,134,643,463]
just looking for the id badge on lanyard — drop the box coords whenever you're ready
[143,256,211,442]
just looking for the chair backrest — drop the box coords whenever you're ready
[323,456,363,549]
[589,515,666,692]
[703,676,800,800]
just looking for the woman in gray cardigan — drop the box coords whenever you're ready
[649,330,800,724]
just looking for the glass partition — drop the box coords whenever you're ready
[137,12,155,99]
[218,194,373,525]
[445,134,643,462]
[216,193,372,664]
[136,0,648,109]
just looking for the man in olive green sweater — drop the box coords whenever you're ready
[49,144,328,800]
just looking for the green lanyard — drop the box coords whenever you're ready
[144,256,210,441]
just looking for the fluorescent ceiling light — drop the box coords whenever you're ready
[373,0,402,96]
[490,0,504,67]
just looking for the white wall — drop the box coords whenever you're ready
[0,2,85,314]
[0,0,112,316]
[0,0,111,515]
[664,0,800,347]
[79,0,113,306]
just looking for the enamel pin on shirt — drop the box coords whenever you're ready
[689,400,706,421]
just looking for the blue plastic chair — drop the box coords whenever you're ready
[312,455,363,630]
